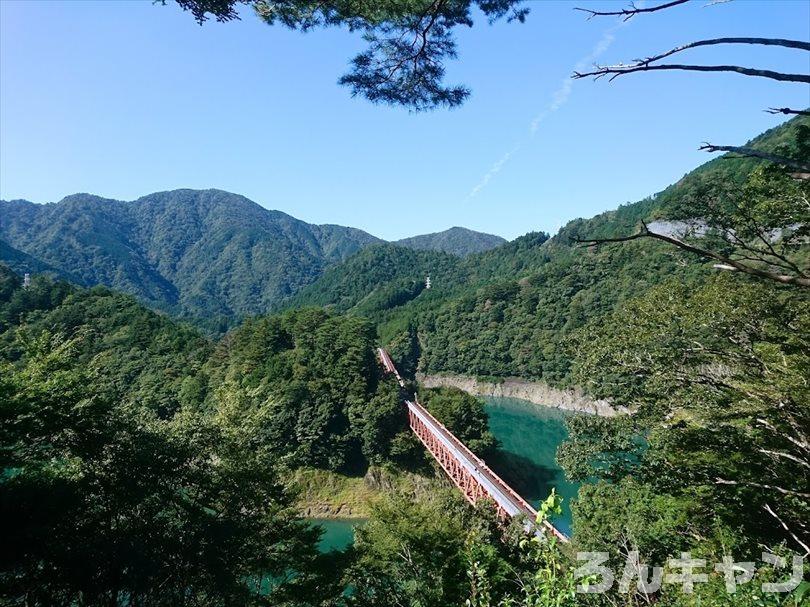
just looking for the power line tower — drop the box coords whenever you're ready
[425,276,431,290]
[23,273,31,289]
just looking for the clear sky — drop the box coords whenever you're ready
[1,0,808,240]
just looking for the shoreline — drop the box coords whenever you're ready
[294,465,443,518]
[417,372,619,417]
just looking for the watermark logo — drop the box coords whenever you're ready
[574,551,805,594]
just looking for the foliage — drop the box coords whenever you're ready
[283,243,463,314]
[170,0,529,111]
[578,118,810,288]
[497,491,579,607]
[343,491,533,607]
[563,274,809,584]
[0,280,335,605]
[205,307,408,471]
[0,189,379,332]
[418,386,499,459]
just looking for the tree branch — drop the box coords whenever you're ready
[574,62,810,84]
[765,107,810,117]
[572,221,810,287]
[573,37,810,84]
[764,503,810,556]
[758,449,810,470]
[640,37,810,62]
[699,143,810,173]
[574,0,690,21]
[714,478,810,498]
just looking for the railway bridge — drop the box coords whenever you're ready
[377,348,568,542]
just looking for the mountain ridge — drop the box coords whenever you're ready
[394,226,506,257]
[0,188,504,329]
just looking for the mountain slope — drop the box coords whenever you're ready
[395,227,506,257]
[0,189,380,329]
[294,116,809,385]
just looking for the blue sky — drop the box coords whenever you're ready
[1,0,808,240]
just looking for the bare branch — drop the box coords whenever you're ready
[758,449,810,470]
[764,503,810,556]
[699,143,810,173]
[642,37,810,61]
[574,0,690,21]
[714,477,810,498]
[574,62,810,84]
[765,107,810,117]
[573,37,810,84]
[573,221,810,288]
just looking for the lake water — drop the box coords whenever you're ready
[310,396,578,551]
[311,518,360,552]
[482,396,579,536]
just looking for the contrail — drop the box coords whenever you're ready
[468,143,522,198]
[530,21,623,136]
[468,21,626,198]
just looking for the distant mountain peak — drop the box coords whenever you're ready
[0,189,381,329]
[395,227,506,257]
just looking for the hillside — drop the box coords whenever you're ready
[0,189,510,331]
[294,116,809,385]
[0,189,381,330]
[395,226,506,257]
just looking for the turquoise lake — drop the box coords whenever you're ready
[311,518,359,552]
[482,396,579,536]
[311,395,578,550]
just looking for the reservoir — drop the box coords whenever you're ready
[483,396,579,537]
[312,518,359,552]
[311,395,578,550]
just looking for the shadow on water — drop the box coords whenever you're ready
[487,450,558,504]
[482,397,581,536]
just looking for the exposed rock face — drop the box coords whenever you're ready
[417,373,619,417]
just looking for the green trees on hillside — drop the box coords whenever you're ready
[2,266,537,605]
[566,275,809,554]
[0,277,335,606]
[418,386,499,459]
[577,120,810,288]
[0,190,379,331]
[206,308,409,471]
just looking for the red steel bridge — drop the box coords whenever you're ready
[377,348,568,543]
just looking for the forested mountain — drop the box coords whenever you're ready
[293,116,809,385]
[0,189,381,330]
[394,226,506,257]
[281,244,465,314]
[0,190,508,331]
[0,265,512,604]
[3,117,807,607]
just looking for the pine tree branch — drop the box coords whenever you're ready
[574,0,690,21]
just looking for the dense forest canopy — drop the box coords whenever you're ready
[291,116,809,387]
[3,113,809,606]
[0,191,506,334]
[0,267,520,605]
[3,0,809,602]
